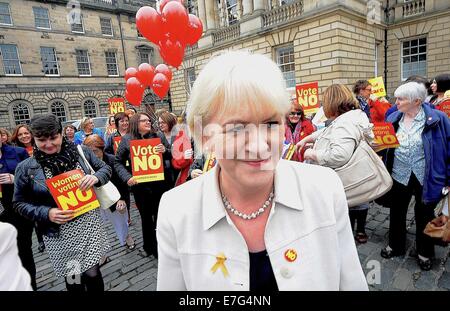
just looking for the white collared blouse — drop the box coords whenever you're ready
[156,159,368,291]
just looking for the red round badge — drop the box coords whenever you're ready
[284,249,297,262]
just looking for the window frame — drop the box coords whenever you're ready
[83,99,98,118]
[40,46,60,77]
[50,100,68,123]
[0,2,13,26]
[105,51,119,77]
[75,49,92,77]
[226,0,238,26]
[0,44,23,76]
[11,102,32,126]
[138,48,153,65]
[401,36,427,81]
[33,6,51,30]
[100,17,113,37]
[185,67,196,91]
[275,44,296,89]
[71,14,85,34]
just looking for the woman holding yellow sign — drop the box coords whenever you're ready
[13,114,112,292]
[114,112,171,258]
[156,51,367,290]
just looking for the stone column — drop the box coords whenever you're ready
[237,0,243,19]
[205,0,217,29]
[197,0,207,30]
[253,0,266,11]
[242,0,254,16]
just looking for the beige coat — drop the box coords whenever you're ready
[0,222,32,291]
[311,109,374,169]
[156,159,369,291]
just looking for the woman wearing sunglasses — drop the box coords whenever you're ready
[284,99,315,162]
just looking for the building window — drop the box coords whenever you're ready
[185,67,196,91]
[71,14,84,33]
[12,102,31,125]
[33,7,50,29]
[50,101,67,122]
[40,47,59,76]
[402,37,426,80]
[186,0,197,14]
[100,17,113,36]
[83,100,97,118]
[0,44,22,75]
[105,51,118,76]
[138,48,153,65]
[275,45,296,88]
[75,49,91,76]
[0,2,12,25]
[226,0,238,25]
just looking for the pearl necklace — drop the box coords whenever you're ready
[221,190,274,220]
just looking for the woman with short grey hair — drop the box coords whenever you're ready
[380,82,450,271]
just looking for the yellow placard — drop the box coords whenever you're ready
[368,76,386,98]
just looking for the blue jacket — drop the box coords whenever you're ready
[0,144,28,210]
[385,104,450,204]
[73,128,103,145]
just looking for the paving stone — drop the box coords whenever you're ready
[110,270,138,288]
[392,268,412,290]
[414,271,438,290]
[110,281,130,291]
[437,272,450,290]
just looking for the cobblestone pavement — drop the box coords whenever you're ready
[33,201,449,291]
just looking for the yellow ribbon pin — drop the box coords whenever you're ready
[211,253,229,277]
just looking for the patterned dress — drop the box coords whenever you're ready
[42,163,110,278]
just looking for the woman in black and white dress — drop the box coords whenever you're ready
[13,114,111,291]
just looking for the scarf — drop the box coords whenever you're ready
[34,137,80,178]
[285,121,303,144]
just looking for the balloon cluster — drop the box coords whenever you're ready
[124,0,203,103]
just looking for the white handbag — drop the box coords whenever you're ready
[77,145,121,209]
[335,139,393,207]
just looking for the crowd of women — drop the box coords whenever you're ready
[0,51,449,290]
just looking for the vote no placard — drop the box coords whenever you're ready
[130,138,165,183]
[296,82,320,115]
[108,98,125,115]
[46,169,100,218]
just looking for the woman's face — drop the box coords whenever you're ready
[360,84,372,100]
[34,133,63,155]
[288,109,302,124]
[65,127,75,139]
[205,105,284,190]
[431,80,437,93]
[118,117,129,132]
[17,127,32,145]
[85,119,95,132]
[1,133,8,144]
[138,115,152,134]
[159,118,169,133]
[109,117,115,127]
[396,96,419,113]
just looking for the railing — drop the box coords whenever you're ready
[212,23,240,45]
[402,0,425,17]
[186,43,198,55]
[262,0,304,28]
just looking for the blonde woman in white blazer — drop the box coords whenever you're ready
[156,51,368,291]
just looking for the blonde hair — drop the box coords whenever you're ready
[80,117,93,132]
[322,84,360,118]
[187,50,290,149]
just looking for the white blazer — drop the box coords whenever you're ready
[0,222,32,291]
[156,159,368,291]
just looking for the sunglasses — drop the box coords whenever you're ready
[289,112,302,116]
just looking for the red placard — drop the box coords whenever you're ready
[45,169,100,218]
[130,138,164,183]
[372,122,400,151]
[113,136,122,154]
[108,98,125,115]
[203,152,216,173]
[296,82,320,115]
[437,99,450,118]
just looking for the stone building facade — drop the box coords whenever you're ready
[169,0,450,112]
[0,0,170,130]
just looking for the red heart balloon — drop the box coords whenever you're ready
[155,64,172,81]
[125,67,138,81]
[125,90,143,106]
[161,1,188,41]
[158,0,184,13]
[126,77,145,95]
[136,6,163,44]
[137,63,155,87]
[185,14,203,45]
[159,38,185,68]
[152,73,170,99]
